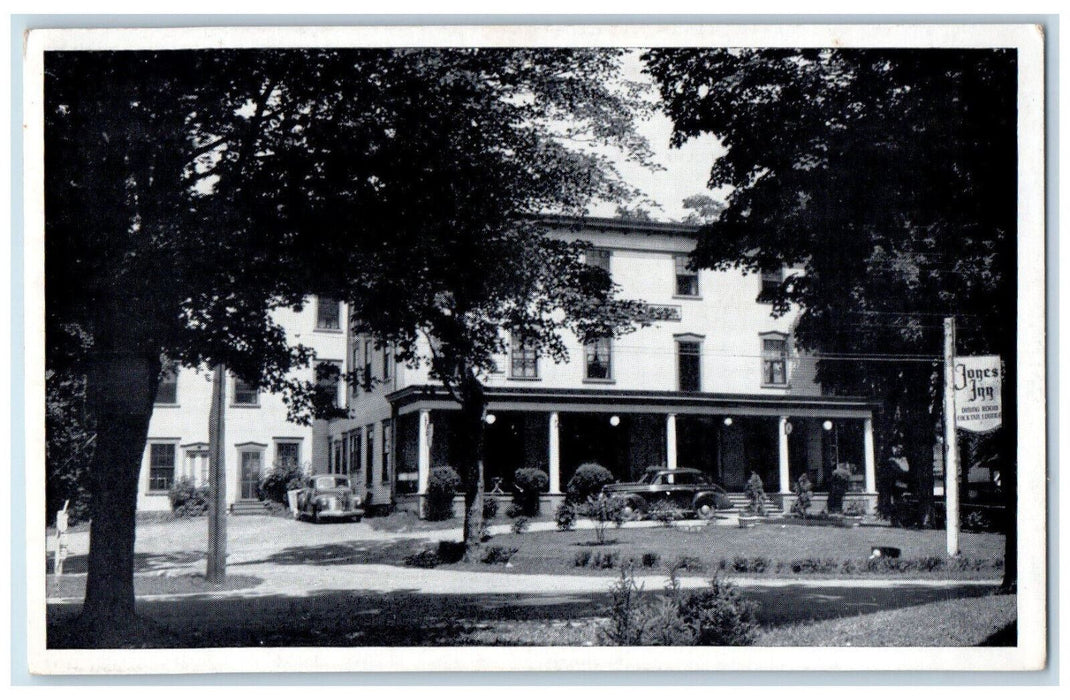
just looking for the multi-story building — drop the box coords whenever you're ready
[136,297,348,512]
[326,216,879,515]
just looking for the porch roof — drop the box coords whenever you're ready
[386,384,877,419]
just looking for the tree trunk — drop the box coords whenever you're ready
[457,372,486,547]
[76,351,160,645]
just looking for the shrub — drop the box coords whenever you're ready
[512,468,548,516]
[555,502,578,531]
[481,545,519,565]
[511,516,530,534]
[573,549,593,567]
[566,463,615,504]
[843,500,867,517]
[600,568,759,646]
[258,460,305,504]
[168,477,210,517]
[743,472,767,516]
[675,555,706,573]
[648,499,681,527]
[404,549,440,568]
[791,473,813,518]
[677,575,760,646]
[586,495,626,545]
[600,566,646,645]
[482,497,499,521]
[827,465,851,513]
[592,550,621,569]
[641,552,661,569]
[505,503,524,519]
[426,467,461,521]
[436,540,466,564]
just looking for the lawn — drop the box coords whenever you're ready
[755,593,1016,646]
[442,522,1005,578]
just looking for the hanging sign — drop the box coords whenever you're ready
[953,355,1002,433]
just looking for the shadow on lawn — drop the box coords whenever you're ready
[241,538,429,567]
[46,550,206,575]
[46,579,1003,649]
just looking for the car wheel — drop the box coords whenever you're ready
[694,499,717,520]
[620,497,646,521]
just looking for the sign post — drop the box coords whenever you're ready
[944,315,1003,558]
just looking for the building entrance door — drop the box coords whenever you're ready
[240,450,262,500]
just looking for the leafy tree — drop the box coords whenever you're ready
[46,48,653,642]
[645,48,1017,589]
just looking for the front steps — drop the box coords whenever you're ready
[230,500,269,516]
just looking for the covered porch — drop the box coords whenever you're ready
[388,386,878,514]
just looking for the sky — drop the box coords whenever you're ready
[586,50,727,222]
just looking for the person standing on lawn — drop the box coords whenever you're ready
[878,444,911,526]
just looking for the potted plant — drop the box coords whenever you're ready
[739,471,767,528]
[841,500,866,527]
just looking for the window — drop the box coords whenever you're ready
[510,332,539,379]
[762,335,789,386]
[584,337,613,380]
[382,345,392,381]
[233,377,258,406]
[155,366,178,405]
[350,344,361,396]
[148,443,176,492]
[316,296,341,330]
[365,425,375,487]
[587,248,611,274]
[363,338,372,387]
[348,431,362,482]
[676,338,702,392]
[332,439,344,475]
[275,440,301,469]
[315,361,342,409]
[759,268,784,302]
[381,419,392,484]
[675,255,699,297]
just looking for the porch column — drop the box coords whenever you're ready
[548,412,561,493]
[863,417,876,493]
[666,413,678,470]
[778,416,791,494]
[417,409,431,495]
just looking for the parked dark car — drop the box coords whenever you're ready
[296,475,365,523]
[601,468,734,520]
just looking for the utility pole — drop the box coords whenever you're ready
[207,363,227,582]
[943,318,960,557]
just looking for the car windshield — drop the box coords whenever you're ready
[639,471,661,485]
[313,476,349,490]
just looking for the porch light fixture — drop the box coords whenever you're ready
[485,413,497,425]
[822,420,834,431]
[723,417,733,427]
[609,415,621,427]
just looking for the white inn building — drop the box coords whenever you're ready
[136,215,879,515]
[327,215,879,515]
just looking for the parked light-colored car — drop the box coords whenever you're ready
[296,475,365,523]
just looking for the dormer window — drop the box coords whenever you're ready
[674,255,699,297]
